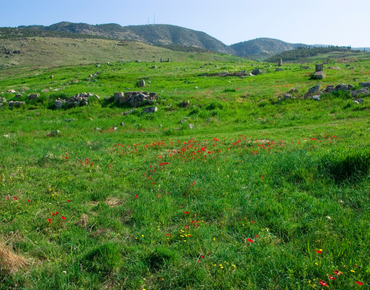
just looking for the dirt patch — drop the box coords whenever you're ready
[0,243,29,274]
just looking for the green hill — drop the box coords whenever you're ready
[18,22,234,54]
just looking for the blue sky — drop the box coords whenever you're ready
[1,0,369,47]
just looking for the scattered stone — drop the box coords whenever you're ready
[65,119,75,122]
[122,109,136,115]
[353,78,358,82]
[275,68,283,72]
[334,84,348,91]
[328,66,341,70]
[359,82,370,87]
[54,99,64,108]
[189,124,194,129]
[42,89,49,93]
[200,73,209,77]
[15,94,22,98]
[354,99,364,104]
[142,106,158,113]
[351,87,369,97]
[118,91,158,107]
[28,93,39,100]
[66,93,90,106]
[288,88,298,93]
[50,75,54,79]
[89,118,93,121]
[307,85,320,94]
[151,65,157,69]
[47,130,60,137]
[252,69,262,75]
[180,100,190,108]
[138,80,145,87]
[312,95,321,101]
[94,127,101,131]
[7,89,16,93]
[135,60,140,63]
[283,94,291,100]
[93,95,100,99]
[120,122,125,126]
[8,101,25,107]
[313,71,324,79]
[3,135,9,138]
[114,92,124,101]
[325,85,335,93]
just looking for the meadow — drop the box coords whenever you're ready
[0,53,370,289]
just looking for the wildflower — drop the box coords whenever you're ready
[251,221,255,223]
[67,199,71,202]
[334,270,342,275]
[247,238,253,243]
[27,199,30,202]
[135,195,138,198]
[356,282,364,285]
[329,275,336,280]
[319,280,327,286]
[61,216,66,220]
[166,234,171,236]
[47,218,52,223]
[184,211,189,214]
[316,250,322,254]
[14,197,17,201]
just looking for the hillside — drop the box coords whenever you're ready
[230,38,305,57]
[0,37,240,69]
[265,46,369,63]
[18,22,235,54]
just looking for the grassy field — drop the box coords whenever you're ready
[0,49,370,289]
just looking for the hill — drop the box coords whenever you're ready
[230,38,305,57]
[0,36,241,69]
[265,46,370,63]
[18,22,235,54]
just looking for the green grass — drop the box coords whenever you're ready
[0,51,370,289]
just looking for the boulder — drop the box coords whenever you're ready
[151,65,157,69]
[66,93,89,106]
[142,106,158,113]
[54,99,64,108]
[334,84,348,91]
[351,87,369,97]
[313,71,324,79]
[283,94,291,100]
[307,85,320,94]
[7,89,16,93]
[354,99,364,104]
[180,100,190,108]
[122,109,136,116]
[251,69,262,75]
[359,82,370,88]
[47,130,60,137]
[189,124,194,129]
[325,85,335,93]
[312,95,321,101]
[28,93,40,100]
[138,80,145,87]
[8,101,25,107]
[114,92,124,101]
[15,94,22,98]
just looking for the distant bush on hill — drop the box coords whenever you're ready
[265,46,358,62]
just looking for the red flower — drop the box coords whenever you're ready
[247,238,254,243]
[47,218,52,223]
[61,216,66,220]
[356,282,364,285]
[14,197,17,200]
[319,280,327,286]
[251,221,255,223]
[329,275,336,280]
[166,234,171,236]
[201,255,204,259]
[67,199,71,202]
[316,250,322,254]
[334,270,342,275]
[184,211,189,214]
[135,195,138,198]
[27,199,30,202]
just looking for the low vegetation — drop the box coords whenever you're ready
[0,45,369,289]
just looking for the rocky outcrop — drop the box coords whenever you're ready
[117,91,158,107]
[142,106,158,113]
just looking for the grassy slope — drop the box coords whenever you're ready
[0,56,370,289]
[0,37,239,69]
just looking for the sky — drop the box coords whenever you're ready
[1,0,369,47]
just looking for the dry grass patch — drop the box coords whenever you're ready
[0,243,29,274]
[105,197,124,207]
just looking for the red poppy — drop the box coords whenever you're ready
[334,270,342,275]
[184,211,189,214]
[316,250,322,254]
[356,282,364,285]
[27,199,30,202]
[135,195,138,198]
[319,280,327,286]
[166,234,171,236]
[329,276,336,280]
[47,218,52,223]
[251,221,255,223]
[67,200,71,202]
[61,216,66,220]
[201,255,204,259]
[247,238,253,243]
[14,197,17,200]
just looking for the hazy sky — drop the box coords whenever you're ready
[1,0,369,47]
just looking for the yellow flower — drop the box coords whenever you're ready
[184,240,186,242]
[315,263,318,265]
[142,235,144,237]
[350,270,355,273]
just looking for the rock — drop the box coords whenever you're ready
[313,71,324,79]
[7,89,16,93]
[312,95,321,101]
[142,106,158,113]
[148,81,151,84]
[334,84,348,91]
[307,85,320,94]
[65,93,89,106]
[288,88,298,93]
[120,122,125,126]
[283,94,291,100]
[189,124,194,129]
[278,58,283,66]
[325,85,335,93]
[114,92,124,101]
[328,66,341,70]
[94,127,101,131]
[50,75,54,79]
[248,73,255,77]
[138,80,145,87]
[359,82,370,88]
[104,97,111,101]
[89,118,93,121]
[353,99,364,104]
[151,65,157,69]
[93,95,100,99]
[315,64,324,72]
[54,99,64,108]
[65,119,75,122]
[275,68,283,72]
[122,109,136,116]
[135,60,140,63]
[351,87,369,97]
[42,89,49,93]
[180,100,190,108]
[47,130,60,137]
[8,101,25,107]
[0,97,6,103]
[15,94,22,98]
[28,93,40,100]
[353,78,358,82]
[252,69,262,75]
[201,73,209,77]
